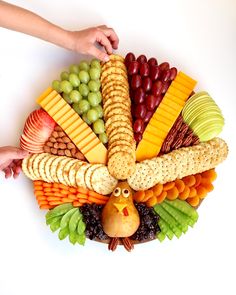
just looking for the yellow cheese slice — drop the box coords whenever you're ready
[158,103,177,116]
[145,124,168,140]
[39,91,58,107]
[143,132,163,146]
[152,112,173,126]
[54,108,74,123]
[164,92,186,106]
[46,96,67,116]
[85,142,108,164]
[162,98,184,112]
[152,107,176,122]
[171,81,192,95]
[36,87,54,104]
[167,86,187,101]
[73,128,93,146]
[81,137,100,154]
[179,71,197,86]
[70,124,88,142]
[136,140,161,162]
[74,132,95,148]
[61,113,80,130]
[174,75,194,90]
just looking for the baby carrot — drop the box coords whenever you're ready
[46,197,62,201]
[88,196,106,204]
[40,204,53,210]
[51,188,60,192]
[53,183,60,188]
[34,181,43,186]
[44,187,53,192]
[36,196,47,201]
[67,194,78,200]
[69,187,77,194]
[58,183,70,190]
[77,193,88,199]
[35,191,44,197]
[43,183,52,188]
[62,198,73,203]
[60,189,70,195]
[72,201,82,207]
[34,185,43,191]
[77,187,89,195]
[48,201,63,206]
[88,191,109,201]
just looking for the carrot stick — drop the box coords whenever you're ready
[34,181,43,185]
[44,187,53,192]
[67,194,78,200]
[88,196,107,204]
[35,191,44,197]
[58,183,70,190]
[40,204,53,210]
[36,196,47,201]
[51,188,60,192]
[60,189,70,195]
[77,193,88,199]
[62,198,73,203]
[69,188,77,193]
[49,201,63,206]
[72,201,82,207]
[77,187,88,195]
[44,192,58,197]
[38,200,49,205]
[43,183,52,188]
[78,198,88,204]
[53,183,60,188]
[46,197,62,201]
[88,191,109,200]
[34,185,43,191]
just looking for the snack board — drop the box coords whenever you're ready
[20,53,228,251]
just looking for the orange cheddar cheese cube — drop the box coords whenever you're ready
[85,142,108,164]
[136,140,161,162]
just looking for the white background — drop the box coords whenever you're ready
[0,0,236,294]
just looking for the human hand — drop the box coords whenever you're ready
[67,25,119,62]
[0,146,29,179]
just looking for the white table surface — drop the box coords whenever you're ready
[0,1,236,295]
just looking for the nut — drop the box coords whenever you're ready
[58,131,66,137]
[49,137,57,143]
[62,136,71,143]
[71,148,77,157]
[50,148,58,155]
[108,238,119,251]
[75,152,85,160]
[58,149,65,156]
[65,149,72,157]
[46,141,53,147]
[67,142,75,149]
[57,138,63,143]
[58,142,67,149]
[43,146,51,153]
[52,131,59,138]
[54,126,63,132]
[53,143,59,149]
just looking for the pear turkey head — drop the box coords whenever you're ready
[101,182,140,238]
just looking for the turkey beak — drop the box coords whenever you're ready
[113,203,127,213]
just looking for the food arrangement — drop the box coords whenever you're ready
[20,53,228,251]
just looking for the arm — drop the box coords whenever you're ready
[0,1,119,61]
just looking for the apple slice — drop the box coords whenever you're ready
[34,109,56,129]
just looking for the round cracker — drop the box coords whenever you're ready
[22,156,33,180]
[63,158,79,186]
[105,108,131,121]
[68,161,85,187]
[38,154,52,181]
[108,151,136,180]
[106,121,133,137]
[32,153,48,179]
[102,84,128,97]
[105,115,132,129]
[91,166,118,195]
[108,126,134,138]
[109,132,134,145]
[27,154,39,180]
[101,60,126,71]
[50,156,67,183]
[101,66,127,81]
[108,144,135,159]
[56,157,72,185]
[84,164,103,191]
[103,97,130,111]
[75,163,91,188]
[108,54,124,62]
[43,155,57,183]
[102,80,129,93]
[102,73,128,85]
[104,102,130,118]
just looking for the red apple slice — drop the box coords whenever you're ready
[20,137,43,151]
[20,140,43,153]
[34,109,56,129]
[23,121,46,141]
[22,129,46,144]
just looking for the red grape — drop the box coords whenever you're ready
[170,67,177,80]
[146,94,156,111]
[134,132,143,142]
[134,88,145,104]
[159,62,170,72]
[128,61,139,75]
[125,52,135,67]
[149,65,160,81]
[137,54,147,63]
[161,69,171,82]
[134,104,146,119]
[139,62,150,77]
[142,77,152,93]
[131,74,142,89]
[154,95,162,108]
[148,57,158,67]
[152,80,163,96]
[162,81,171,94]
[133,119,144,133]
[143,110,154,123]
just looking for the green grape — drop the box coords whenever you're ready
[78,99,90,114]
[91,58,101,69]
[69,90,82,103]
[93,105,103,118]
[93,119,105,134]
[88,92,100,107]
[79,60,90,71]
[69,64,79,74]
[72,103,83,115]
[78,70,90,84]
[89,67,101,80]
[82,113,92,125]
[69,73,80,87]
[60,71,69,81]
[79,83,89,97]
[63,92,72,104]
[88,80,100,92]
[87,109,99,123]
[52,80,62,93]
[99,132,108,144]
[60,80,73,94]
[96,91,102,104]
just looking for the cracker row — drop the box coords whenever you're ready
[127,137,228,191]
[101,54,136,180]
[22,153,117,195]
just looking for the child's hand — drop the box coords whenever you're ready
[67,25,119,62]
[0,146,29,179]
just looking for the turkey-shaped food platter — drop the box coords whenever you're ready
[21,53,228,251]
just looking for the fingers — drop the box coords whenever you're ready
[97,25,119,49]
[3,167,12,179]
[96,30,113,55]
[1,146,29,160]
[88,45,110,62]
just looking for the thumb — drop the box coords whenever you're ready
[88,46,109,62]
[3,147,29,160]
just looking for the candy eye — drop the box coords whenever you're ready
[122,189,130,198]
[113,187,121,197]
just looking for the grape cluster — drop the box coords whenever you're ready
[131,203,160,242]
[80,204,109,240]
[124,53,177,143]
[52,59,107,144]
